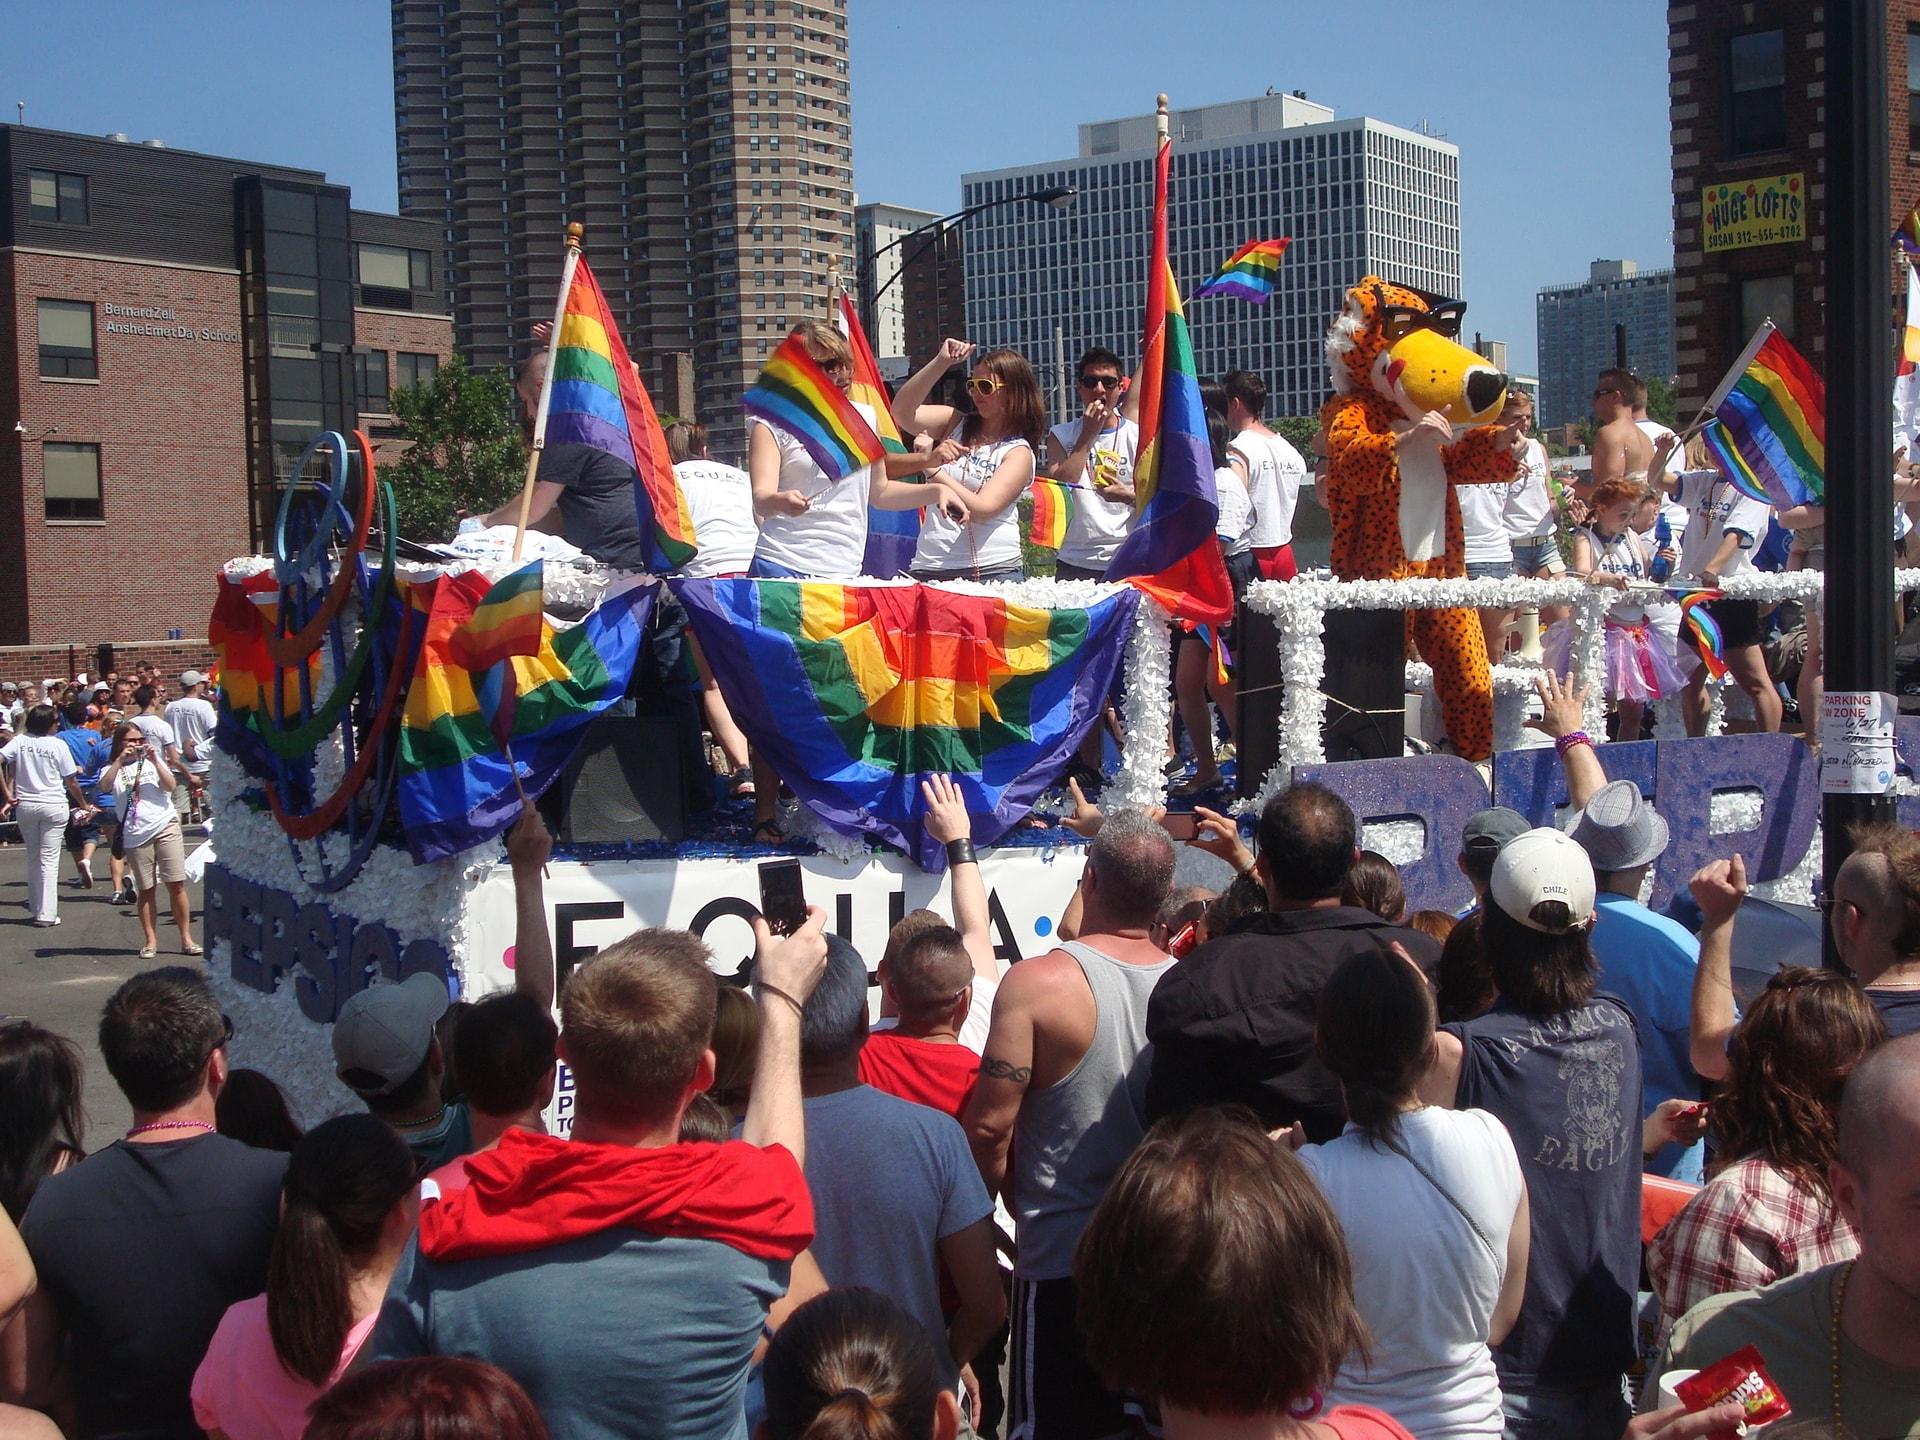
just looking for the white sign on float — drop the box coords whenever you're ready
[1819,690,1897,796]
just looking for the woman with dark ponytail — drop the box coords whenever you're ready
[191,1115,418,1439]
[1299,945,1530,1439]
[760,1288,960,1440]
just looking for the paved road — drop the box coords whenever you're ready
[0,841,206,1148]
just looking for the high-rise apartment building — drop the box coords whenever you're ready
[391,0,855,458]
[1534,259,1675,429]
[855,202,939,374]
[960,94,1461,422]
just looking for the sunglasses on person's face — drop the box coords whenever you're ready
[966,376,1005,397]
[1078,373,1121,390]
[206,1014,234,1064]
[1593,387,1622,399]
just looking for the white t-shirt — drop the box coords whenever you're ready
[1677,469,1771,582]
[910,435,1034,574]
[2,735,77,805]
[164,696,218,774]
[1299,1107,1523,1440]
[1637,420,1691,543]
[1214,463,1253,551]
[1045,418,1138,571]
[1457,480,1514,565]
[749,409,878,579]
[1503,438,1556,542]
[1234,427,1305,549]
[112,755,176,849]
[674,459,758,579]
[130,713,178,754]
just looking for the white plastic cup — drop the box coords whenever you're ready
[1656,1369,1699,1410]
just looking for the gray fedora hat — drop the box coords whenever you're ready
[1570,780,1670,873]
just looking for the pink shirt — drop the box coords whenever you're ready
[190,1294,377,1440]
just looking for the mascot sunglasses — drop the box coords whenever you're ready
[1374,282,1469,343]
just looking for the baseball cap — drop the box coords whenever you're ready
[179,669,207,688]
[1570,780,1670,873]
[1489,828,1597,934]
[0,681,15,692]
[1461,806,1529,858]
[331,971,451,1097]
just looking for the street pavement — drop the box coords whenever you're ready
[0,839,205,1147]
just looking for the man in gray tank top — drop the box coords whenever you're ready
[963,811,1177,1440]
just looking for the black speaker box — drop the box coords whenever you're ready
[546,714,688,844]
[1236,605,1405,797]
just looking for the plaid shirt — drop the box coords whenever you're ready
[1648,1155,1859,1334]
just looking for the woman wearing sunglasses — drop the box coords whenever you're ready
[891,339,1045,583]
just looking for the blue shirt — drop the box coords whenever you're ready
[57,727,108,801]
[1589,891,1706,1182]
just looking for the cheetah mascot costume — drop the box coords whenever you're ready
[1319,277,1515,761]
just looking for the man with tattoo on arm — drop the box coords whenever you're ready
[961,812,1177,1440]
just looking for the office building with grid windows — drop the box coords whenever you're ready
[391,0,856,460]
[1534,260,1675,430]
[959,95,1461,422]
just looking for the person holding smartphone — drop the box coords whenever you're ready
[98,723,198,959]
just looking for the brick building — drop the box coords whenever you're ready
[1,126,451,648]
[1669,2,1920,408]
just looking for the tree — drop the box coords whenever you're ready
[379,357,528,543]
[1272,415,1320,455]
[1644,374,1679,427]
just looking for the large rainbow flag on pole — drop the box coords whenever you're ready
[1192,237,1290,304]
[1895,262,1920,455]
[743,332,887,482]
[837,291,920,577]
[1103,99,1233,626]
[540,246,696,570]
[674,577,1138,868]
[1699,321,1824,509]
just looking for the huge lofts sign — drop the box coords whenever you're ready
[101,302,240,343]
[1702,174,1806,253]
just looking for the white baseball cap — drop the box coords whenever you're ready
[179,669,207,688]
[1490,828,1597,934]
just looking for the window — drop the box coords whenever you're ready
[1727,29,1787,155]
[395,351,439,391]
[43,442,102,520]
[37,299,96,378]
[28,169,88,224]
[1739,273,1795,342]
[1909,25,1920,150]
[354,349,390,413]
[355,243,431,305]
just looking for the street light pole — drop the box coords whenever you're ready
[858,185,1076,357]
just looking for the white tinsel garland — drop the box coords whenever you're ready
[1112,596,1175,812]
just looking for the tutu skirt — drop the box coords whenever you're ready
[1542,616,1690,701]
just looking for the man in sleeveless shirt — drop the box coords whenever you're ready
[1588,368,1653,495]
[964,812,1177,1440]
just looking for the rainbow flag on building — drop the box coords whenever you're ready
[1700,322,1824,509]
[395,571,656,862]
[674,577,1139,868]
[544,254,695,570]
[1028,477,1076,550]
[838,293,920,577]
[743,331,887,482]
[1896,263,1920,455]
[1895,203,1920,259]
[1104,116,1233,625]
[1192,237,1290,304]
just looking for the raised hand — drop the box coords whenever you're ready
[752,903,830,1008]
[937,338,975,368]
[1688,854,1748,928]
[921,773,973,845]
[1063,776,1105,838]
[1187,805,1253,874]
[1529,672,1591,739]
[505,802,553,873]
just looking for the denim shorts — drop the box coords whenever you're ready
[1511,536,1566,576]
[1466,558,1514,581]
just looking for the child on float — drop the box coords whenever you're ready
[1543,476,1686,742]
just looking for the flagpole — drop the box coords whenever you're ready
[512,222,585,561]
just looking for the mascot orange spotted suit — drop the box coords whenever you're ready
[1319,277,1517,761]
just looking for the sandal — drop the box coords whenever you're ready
[182,940,203,956]
[138,945,156,959]
[729,768,757,799]
[752,818,787,845]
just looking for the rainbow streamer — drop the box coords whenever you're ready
[1702,324,1824,509]
[1192,238,1291,304]
[1104,124,1232,626]
[743,332,887,482]
[1028,477,1076,549]
[1676,588,1729,680]
[545,255,695,569]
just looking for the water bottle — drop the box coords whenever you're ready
[1650,512,1674,582]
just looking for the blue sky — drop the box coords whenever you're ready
[1,1,1674,374]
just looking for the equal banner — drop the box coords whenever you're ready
[676,578,1140,869]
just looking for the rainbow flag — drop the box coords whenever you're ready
[1897,263,1920,454]
[1028,477,1076,549]
[446,562,546,751]
[743,332,887,483]
[839,292,919,577]
[1192,237,1290,304]
[1896,203,1920,259]
[1701,322,1824,509]
[1104,125,1233,626]
[1677,588,1728,680]
[675,577,1139,868]
[396,572,656,862]
[545,255,695,570]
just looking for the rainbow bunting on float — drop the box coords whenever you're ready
[1028,477,1077,550]
[1104,117,1232,626]
[1699,322,1824,510]
[838,292,920,577]
[544,256,695,569]
[743,331,887,483]
[1896,204,1920,259]
[674,577,1139,868]
[1192,237,1291,304]
[395,571,656,862]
